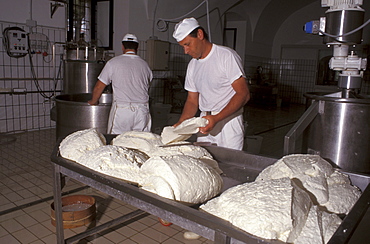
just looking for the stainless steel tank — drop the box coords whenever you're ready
[55,93,112,140]
[288,92,370,174]
[63,60,105,94]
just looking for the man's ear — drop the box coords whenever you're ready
[197,29,204,40]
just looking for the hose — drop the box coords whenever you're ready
[156,0,212,42]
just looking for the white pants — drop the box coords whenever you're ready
[197,110,244,150]
[107,101,152,134]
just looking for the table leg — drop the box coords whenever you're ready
[52,164,65,244]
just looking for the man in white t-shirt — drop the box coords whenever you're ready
[88,33,153,134]
[173,17,250,150]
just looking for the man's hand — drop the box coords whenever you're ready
[88,80,107,106]
[173,121,183,128]
[88,100,98,105]
[199,114,216,134]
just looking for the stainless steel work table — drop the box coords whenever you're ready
[51,135,370,244]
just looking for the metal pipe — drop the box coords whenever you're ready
[65,209,146,244]
[0,90,62,95]
[0,78,62,80]
[53,43,56,97]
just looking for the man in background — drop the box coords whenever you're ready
[88,33,153,134]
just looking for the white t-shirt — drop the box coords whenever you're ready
[98,54,153,104]
[184,44,245,112]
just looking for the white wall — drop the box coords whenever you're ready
[225,20,247,64]
[272,1,370,59]
[112,0,130,56]
[272,2,325,59]
[0,0,65,28]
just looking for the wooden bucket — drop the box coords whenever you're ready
[50,195,96,229]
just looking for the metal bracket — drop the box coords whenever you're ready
[50,1,65,19]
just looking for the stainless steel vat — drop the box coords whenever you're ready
[285,92,370,174]
[63,60,105,94]
[55,93,112,140]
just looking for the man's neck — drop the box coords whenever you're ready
[199,41,213,59]
[124,49,136,55]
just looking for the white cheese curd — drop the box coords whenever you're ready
[172,117,208,134]
[294,205,341,243]
[200,154,360,243]
[326,170,351,185]
[112,130,223,174]
[139,155,223,204]
[77,145,146,184]
[147,142,212,158]
[161,126,191,144]
[322,170,361,215]
[161,117,208,144]
[200,177,312,243]
[256,154,334,205]
[111,131,163,154]
[321,210,342,243]
[294,205,324,244]
[137,175,175,200]
[59,128,106,162]
[147,144,223,174]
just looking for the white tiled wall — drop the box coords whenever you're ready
[0,22,64,133]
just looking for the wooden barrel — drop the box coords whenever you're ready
[50,195,96,229]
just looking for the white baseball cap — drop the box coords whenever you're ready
[173,17,200,42]
[122,33,138,43]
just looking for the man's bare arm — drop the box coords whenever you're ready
[88,80,107,105]
[200,76,250,134]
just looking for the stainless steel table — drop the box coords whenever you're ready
[51,135,370,244]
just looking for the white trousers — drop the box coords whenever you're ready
[107,101,152,134]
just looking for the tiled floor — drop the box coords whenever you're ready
[0,104,306,244]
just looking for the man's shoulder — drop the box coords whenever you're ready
[107,54,144,63]
[106,54,124,63]
[214,44,237,55]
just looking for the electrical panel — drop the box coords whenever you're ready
[29,33,49,54]
[8,29,28,54]
[146,39,170,71]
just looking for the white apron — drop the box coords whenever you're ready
[107,100,152,134]
[197,109,244,150]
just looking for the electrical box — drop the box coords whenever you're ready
[8,29,28,54]
[146,39,170,71]
[29,33,49,54]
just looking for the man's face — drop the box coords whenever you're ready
[179,32,202,59]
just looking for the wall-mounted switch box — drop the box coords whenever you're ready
[145,39,170,71]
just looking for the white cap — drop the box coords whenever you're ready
[173,17,200,42]
[122,33,138,43]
